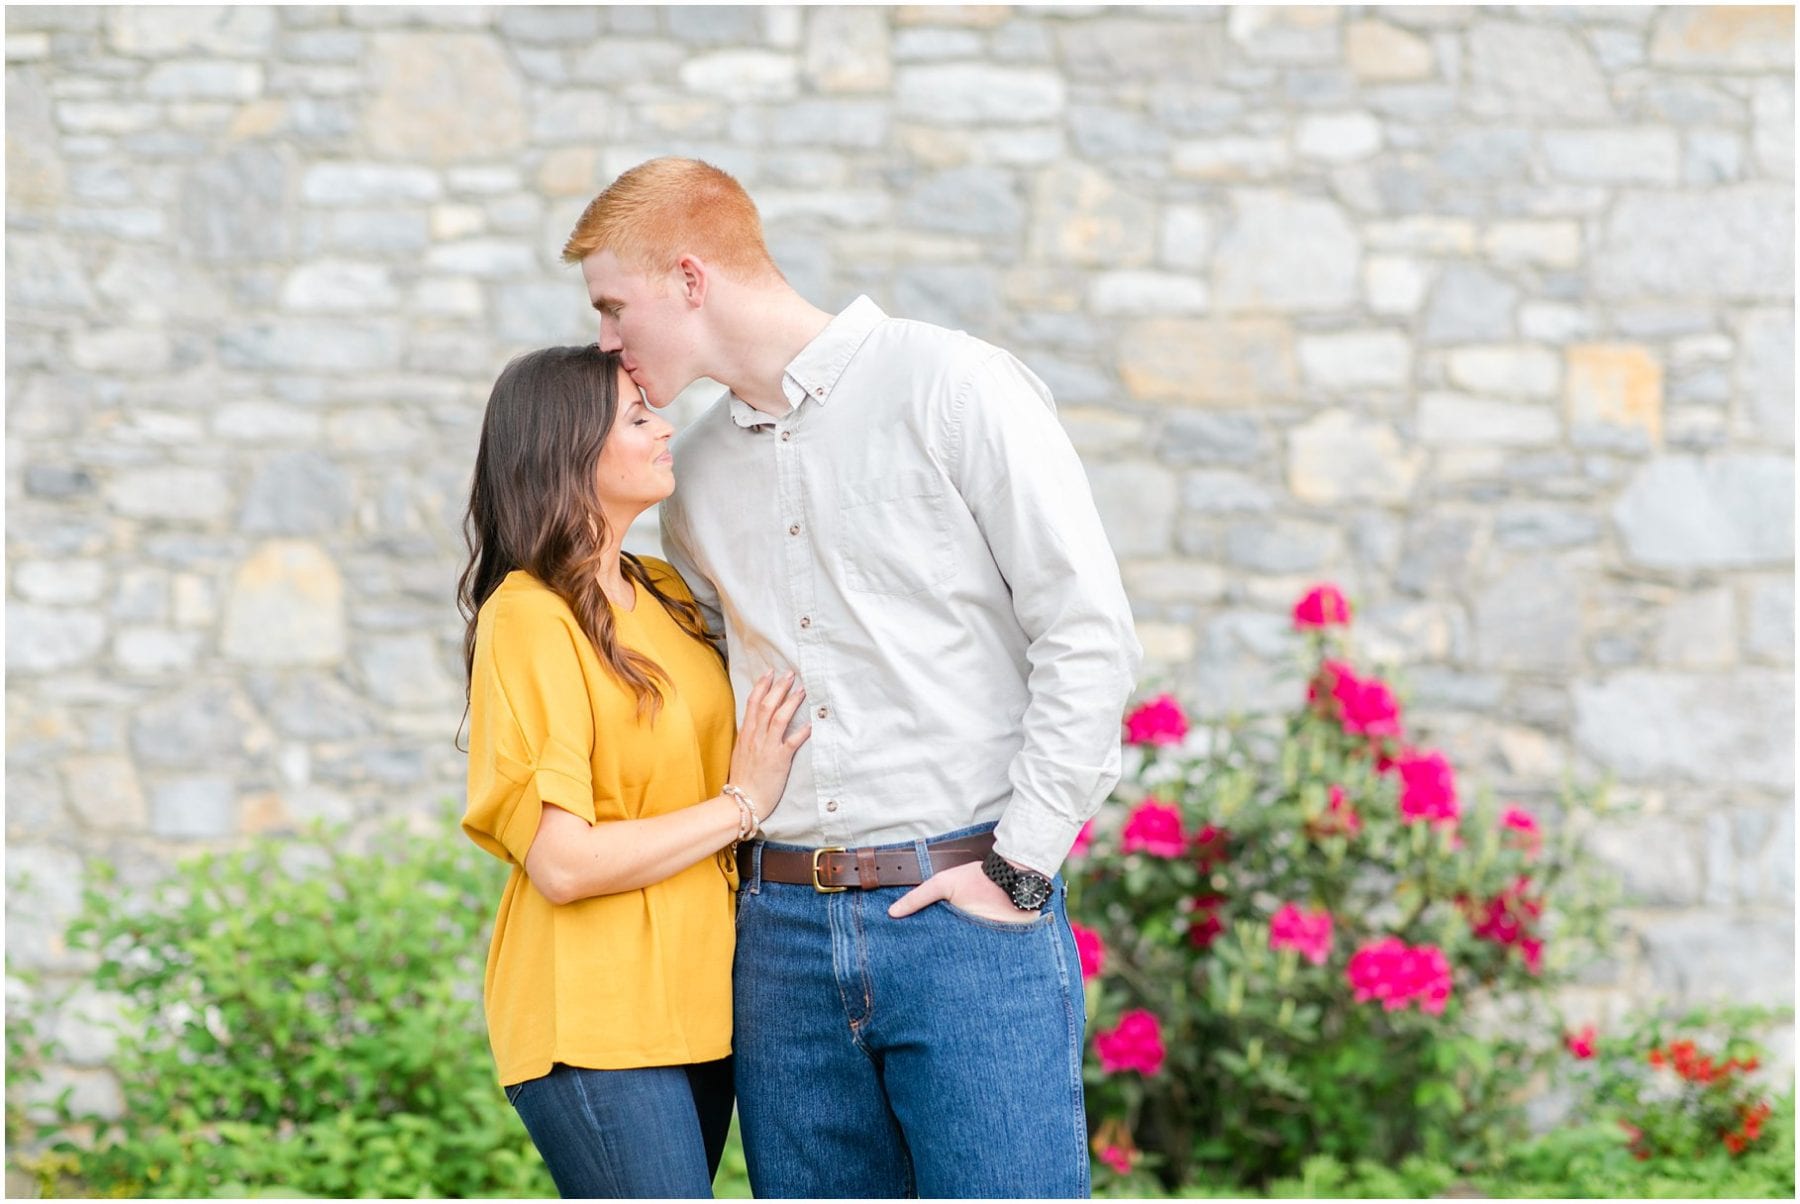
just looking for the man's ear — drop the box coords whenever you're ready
[676,254,708,308]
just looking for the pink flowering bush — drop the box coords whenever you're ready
[1077,584,1616,1191]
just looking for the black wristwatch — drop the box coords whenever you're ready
[982,849,1054,911]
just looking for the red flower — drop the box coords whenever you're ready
[1121,799,1185,858]
[1097,1143,1135,1175]
[1500,806,1543,858]
[1346,937,1453,1015]
[1565,1025,1597,1060]
[1269,903,1334,966]
[1094,1009,1166,1077]
[1092,1119,1138,1176]
[1124,694,1188,746]
[1724,1133,1747,1155]
[1467,875,1544,972]
[1193,823,1230,871]
[1293,583,1352,629]
[1071,922,1105,982]
[1394,748,1460,827]
[1184,894,1227,949]
[1069,819,1095,859]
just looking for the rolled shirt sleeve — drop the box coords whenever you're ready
[946,349,1144,878]
[462,597,598,867]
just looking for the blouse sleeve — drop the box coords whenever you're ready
[462,595,597,866]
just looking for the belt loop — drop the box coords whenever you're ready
[749,841,764,895]
[914,838,933,879]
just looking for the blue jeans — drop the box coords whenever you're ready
[733,822,1090,1198]
[504,1057,733,1199]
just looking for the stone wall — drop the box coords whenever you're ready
[5,5,1793,1115]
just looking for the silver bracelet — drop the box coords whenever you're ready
[722,784,760,841]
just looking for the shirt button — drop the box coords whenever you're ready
[816,706,829,720]
[814,387,825,397]
[780,430,792,442]
[799,616,812,629]
[825,800,838,813]
[788,523,801,536]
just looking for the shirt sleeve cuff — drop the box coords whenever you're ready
[993,800,1085,881]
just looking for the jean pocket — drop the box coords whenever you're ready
[938,899,1055,934]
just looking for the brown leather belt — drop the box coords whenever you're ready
[756,832,996,892]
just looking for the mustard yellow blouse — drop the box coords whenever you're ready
[462,561,736,1085]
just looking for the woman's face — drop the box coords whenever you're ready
[594,363,676,525]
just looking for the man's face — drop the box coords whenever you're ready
[580,248,699,410]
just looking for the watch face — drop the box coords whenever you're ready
[1014,874,1053,910]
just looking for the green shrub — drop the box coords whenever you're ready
[1071,583,1619,1191]
[48,812,552,1198]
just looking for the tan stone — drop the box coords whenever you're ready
[1136,621,1197,665]
[1029,162,1155,268]
[221,541,346,666]
[537,147,596,197]
[239,792,291,835]
[1288,409,1423,504]
[1345,19,1435,81]
[1651,6,1793,70]
[1566,344,1664,445]
[895,6,1013,27]
[1482,220,1582,270]
[806,7,891,92]
[365,33,526,163]
[228,99,284,140]
[60,756,148,833]
[1118,318,1296,405]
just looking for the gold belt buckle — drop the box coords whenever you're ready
[811,846,847,893]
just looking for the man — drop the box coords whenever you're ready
[562,157,1141,1199]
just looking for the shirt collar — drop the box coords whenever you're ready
[727,295,887,429]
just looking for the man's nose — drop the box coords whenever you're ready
[597,316,622,352]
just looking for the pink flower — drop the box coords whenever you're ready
[1466,876,1545,974]
[1124,694,1188,746]
[1094,1009,1166,1077]
[1293,583,1353,629]
[1566,1025,1597,1060]
[1069,819,1096,859]
[1308,784,1363,839]
[1071,922,1105,982]
[1339,674,1403,738]
[1500,807,1542,859]
[1121,799,1185,858]
[1346,937,1454,1015]
[1268,903,1335,966]
[1395,749,1460,827]
[1193,823,1230,871]
[1097,1144,1135,1176]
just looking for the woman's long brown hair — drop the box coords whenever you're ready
[456,344,718,726]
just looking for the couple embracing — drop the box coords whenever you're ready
[458,158,1142,1199]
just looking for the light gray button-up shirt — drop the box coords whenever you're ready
[659,296,1142,876]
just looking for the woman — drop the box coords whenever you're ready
[456,344,810,1198]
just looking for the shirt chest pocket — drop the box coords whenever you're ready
[835,471,957,598]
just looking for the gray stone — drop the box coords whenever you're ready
[1088,271,1208,317]
[13,560,105,605]
[1544,127,1681,185]
[1224,519,1342,574]
[1186,610,1296,718]
[1421,265,1519,343]
[1465,20,1611,119]
[365,33,527,162]
[301,162,439,205]
[423,239,538,277]
[1057,17,1226,80]
[219,320,402,373]
[1068,105,1168,159]
[301,209,430,255]
[1684,130,1744,185]
[893,27,983,59]
[1493,505,1602,549]
[279,260,399,312]
[1228,6,1340,64]
[1648,6,1794,70]
[1613,456,1793,570]
[1585,817,1705,906]
[496,4,600,41]
[1213,192,1359,313]
[179,144,293,262]
[895,64,1064,124]
[1743,578,1793,663]
[107,5,275,55]
[239,452,354,535]
[221,541,347,666]
[60,754,147,832]
[1474,558,1583,671]
[1297,330,1411,389]
[357,633,458,708]
[764,100,889,148]
[1083,461,1176,558]
[802,7,890,92]
[679,49,799,101]
[1752,78,1793,178]
[1733,309,1794,446]
[1641,913,1793,1007]
[531,90,620,144]
[1595,186,1793,301]
[901,167,1023,238]
[892,265,1000,329]
[1029,162,1154,267]
[150,776,236,839]
[1158,412,1270,466]
[1396,514,1486,595]
[104,468,232,523]
[7,234,96,311]
[247,672,374,740]
[1418,394,1559,446]
[666,4,761,44]
[131,683,251,767]
[5,846,88,971]
[143,60,263,100]
[1160,205,1214,272]
[1573,669,1794,789]
[493,281,593,344]
[1654,588,1737,670]
[1287,410,1422,504]
[1181,470,1275,514]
